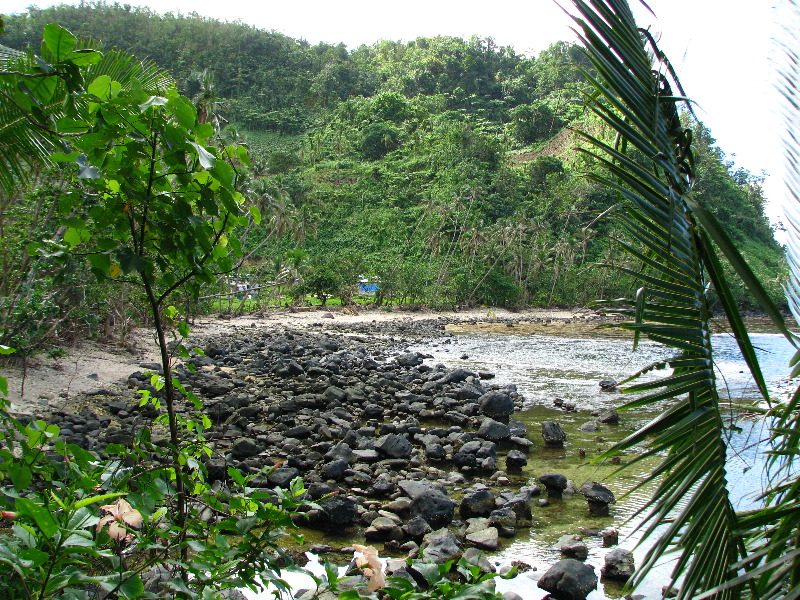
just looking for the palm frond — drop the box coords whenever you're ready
[568,1,754,597]
[0,31,174,195]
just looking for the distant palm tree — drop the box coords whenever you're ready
[568,1,799,598]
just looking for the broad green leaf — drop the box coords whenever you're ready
[19,547,49,567]
[87,75,121,100]
[15,497,59,538]
[0,346,15,355]
[249,205,262,225]
[88,253,111,274]
[168,96,197,129]
[67,48,103,66]
[119,573,144,599]
[43,23,77,63]
[9,463,32,491]
[64,227,90,248]
[189,142,215,169]
[138,95,168,112]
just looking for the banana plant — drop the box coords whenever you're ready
[568,1,797,598]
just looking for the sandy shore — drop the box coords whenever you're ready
[1,306,599,413]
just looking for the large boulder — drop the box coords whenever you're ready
[542,421,567,447]
[375,433,413,459]
[537,559,598,600]
[410,490,456,529]
[478,391,515,419]
[601,548,635,581]
[421,528,463,563]
[459,489,496,519]
[318,496,357,527]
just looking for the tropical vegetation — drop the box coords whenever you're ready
[0,2,785,360]
[0,1,798,599]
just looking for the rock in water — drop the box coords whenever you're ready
[601,548,635,581]
[538,559,597,600]
[542,421,567,447]
[478,391,514,418]
[410,490,456,529]
[580,481,616,515]
[539,473,568,499]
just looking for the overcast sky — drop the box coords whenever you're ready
[3,0,788,226]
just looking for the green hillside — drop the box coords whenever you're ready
[0,2,785,352]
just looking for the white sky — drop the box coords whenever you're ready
[3,0,788,228]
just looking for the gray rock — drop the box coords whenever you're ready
[601,548,635,581]
[231,437,262,459]
[460,489,496,518]
[599,379,617,391]
[319,496,357,527]
[542,421,567,447]
[478,391,515,418]
[466,527,499,550]
[478,418,512,441]
[364,517,404,542]
[580,481,616,515]
[555,534,589,561]
[505,449,528,471]
[421,528,463,563]
[537,559,597,600]
[410,490,456,529]
[598,409,620,424]
[402,515,432,540]
[441,368,478,384]
[399,479,447,499]
[267,467,300,488]
[462,547,495,574]
[539,473,568,499]
[321,459,349,480]
[602,527,619,547]
[579,421,598,432]
[396,352,425,367]
[375,433,413,458]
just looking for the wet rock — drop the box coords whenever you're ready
[460,489,496,519]
[268,467,300,488]
[597,410,620,424]
[402,515,432,540]
[441,368,477,384]
[478,418,512,441]
[579,421,598,432]
[599,379,617,392]
[601,548,635,581]
[580,481,616,516]
[538,559,597,600]
[554,534,589,561]
[478,391,514,419]
[396,352,425,367]
[466,526,499,550]
[421,528,462,563]
[321,459,349,481]
[542,421,567,447]
[318,496,357,527]
[399,480,446,499]
[364,516,404,542]
[489,507,517,537]
[539,473,568,499]
[462,548,495,574]
[602,528,619,547]
[410,490,456,529]
[505,449,528,471]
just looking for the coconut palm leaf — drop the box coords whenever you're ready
[0,28,174,195]
[566,0,782,597]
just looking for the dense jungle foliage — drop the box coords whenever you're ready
[0,2,785,357]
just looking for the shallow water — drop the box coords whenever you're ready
[407,325,796,599]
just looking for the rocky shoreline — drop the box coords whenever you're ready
[15,316,637,600]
